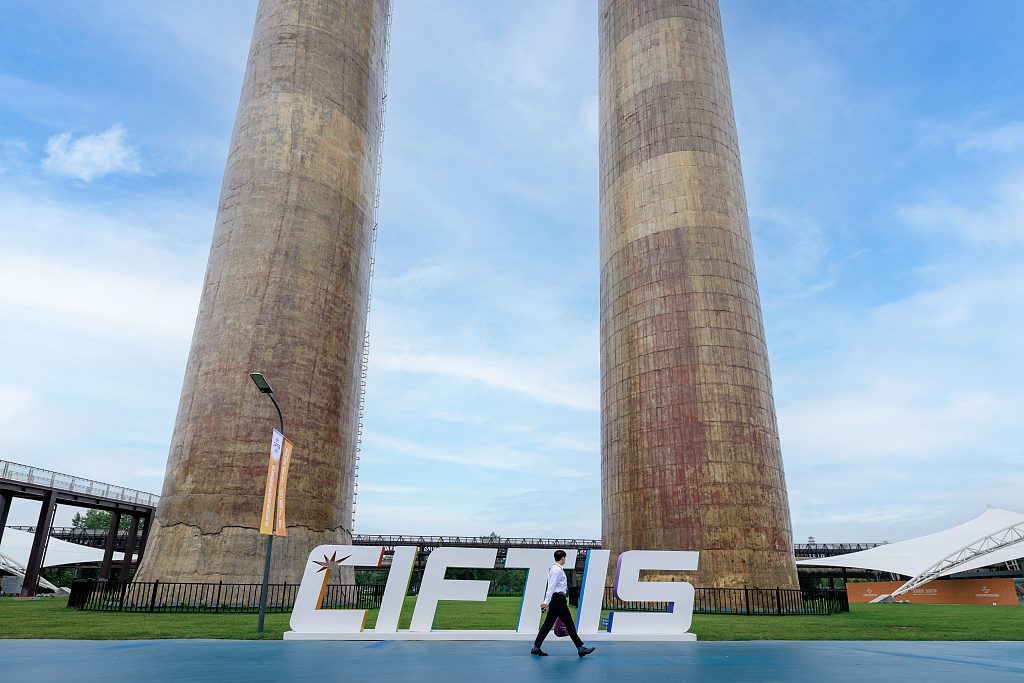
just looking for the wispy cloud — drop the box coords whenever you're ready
[41,125,142,181]
[354,502,487,536]
[0,250,199,336]
[957,121,1024,154]
[0,139,29,174]
[473,487,600,538]
[363,432,544,471]
[356,483,425,494]
[134,467,169,478]
[778,267,1024,540]
[0,385,39,432]
[374,347,598,410]
[899,172,1024,245]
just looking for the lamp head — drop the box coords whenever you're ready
[249,373,273,394]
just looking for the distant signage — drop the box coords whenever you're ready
[848,578,1018,606]
[285,547,700,641]
[2,575,23,595]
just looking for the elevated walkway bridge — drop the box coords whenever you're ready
[0,460,158,596]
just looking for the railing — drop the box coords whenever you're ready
[794,542,883,557]
[0,460,159,507]
[9,526,132,550]
[603,587,849,615]
[69,580,386,613]
[352,535,602,549]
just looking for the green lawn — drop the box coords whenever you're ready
[1,596,1021,641]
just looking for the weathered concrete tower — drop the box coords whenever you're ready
[599,0,798,588]
[136,0,389,583]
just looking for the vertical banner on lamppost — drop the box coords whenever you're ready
[274,438,292,536]
[260,429,284,535]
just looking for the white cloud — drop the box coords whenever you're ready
[579,97,598,139]
[0,138,29,174]
[372,264,458,296]
[779,268,1024,541]
[872,270,1024,345]
[470,1,591,95]
[783,383,1010,464]
[956,121,1024,154]
[749,207,836,298]
[363,431,544,471]
[473,487,600,538]
[357,483,424,494]
[0,188,209,346]
[354,501,484,536]
[134,467,168,478]
[126,0,256,69]
[374,347,598,410]
[0,385,39,431]
[0,250,199,338]
[899,173,1024,245]
[41,125,142,182]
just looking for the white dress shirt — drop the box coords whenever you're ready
[543,562,568,605]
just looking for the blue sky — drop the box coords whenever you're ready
[2,1,1022,545]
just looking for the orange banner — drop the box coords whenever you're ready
[847,578,1018,606]
[274,438,292,537]
[259,429,284,535]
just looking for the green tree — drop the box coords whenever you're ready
[40,567,75,589]
[71,509,140,530]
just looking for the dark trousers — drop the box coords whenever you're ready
[534,593,583,649]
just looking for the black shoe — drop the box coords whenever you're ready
[578,646,595,658]
[531,647,548,656]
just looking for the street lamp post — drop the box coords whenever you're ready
[250,372,284,634]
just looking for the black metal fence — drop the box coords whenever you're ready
[69,580,847,616]
[696,587,846,615]
[602,587,848,615]
[68,580,386,613]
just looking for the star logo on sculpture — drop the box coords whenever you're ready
[313,552,351,574]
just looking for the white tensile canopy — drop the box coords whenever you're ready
[1,527,127,568]
[798,508,1024,596]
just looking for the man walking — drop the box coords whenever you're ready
[532,550,595,657]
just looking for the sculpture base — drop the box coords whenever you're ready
[283,630,696,641]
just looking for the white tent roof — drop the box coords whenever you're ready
[798,508,1024,578]
[1,528,126,568]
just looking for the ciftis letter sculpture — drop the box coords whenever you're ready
[599,0,799,588]
[285,547,699,641]
[608,551,698,634]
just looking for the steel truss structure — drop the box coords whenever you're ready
[0,550,58,593]
[892,521,1024,597]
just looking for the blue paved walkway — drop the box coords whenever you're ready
[2,640,1023,682]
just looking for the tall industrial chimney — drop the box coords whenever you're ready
[137,0,390,583]
[599,0,798,588]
